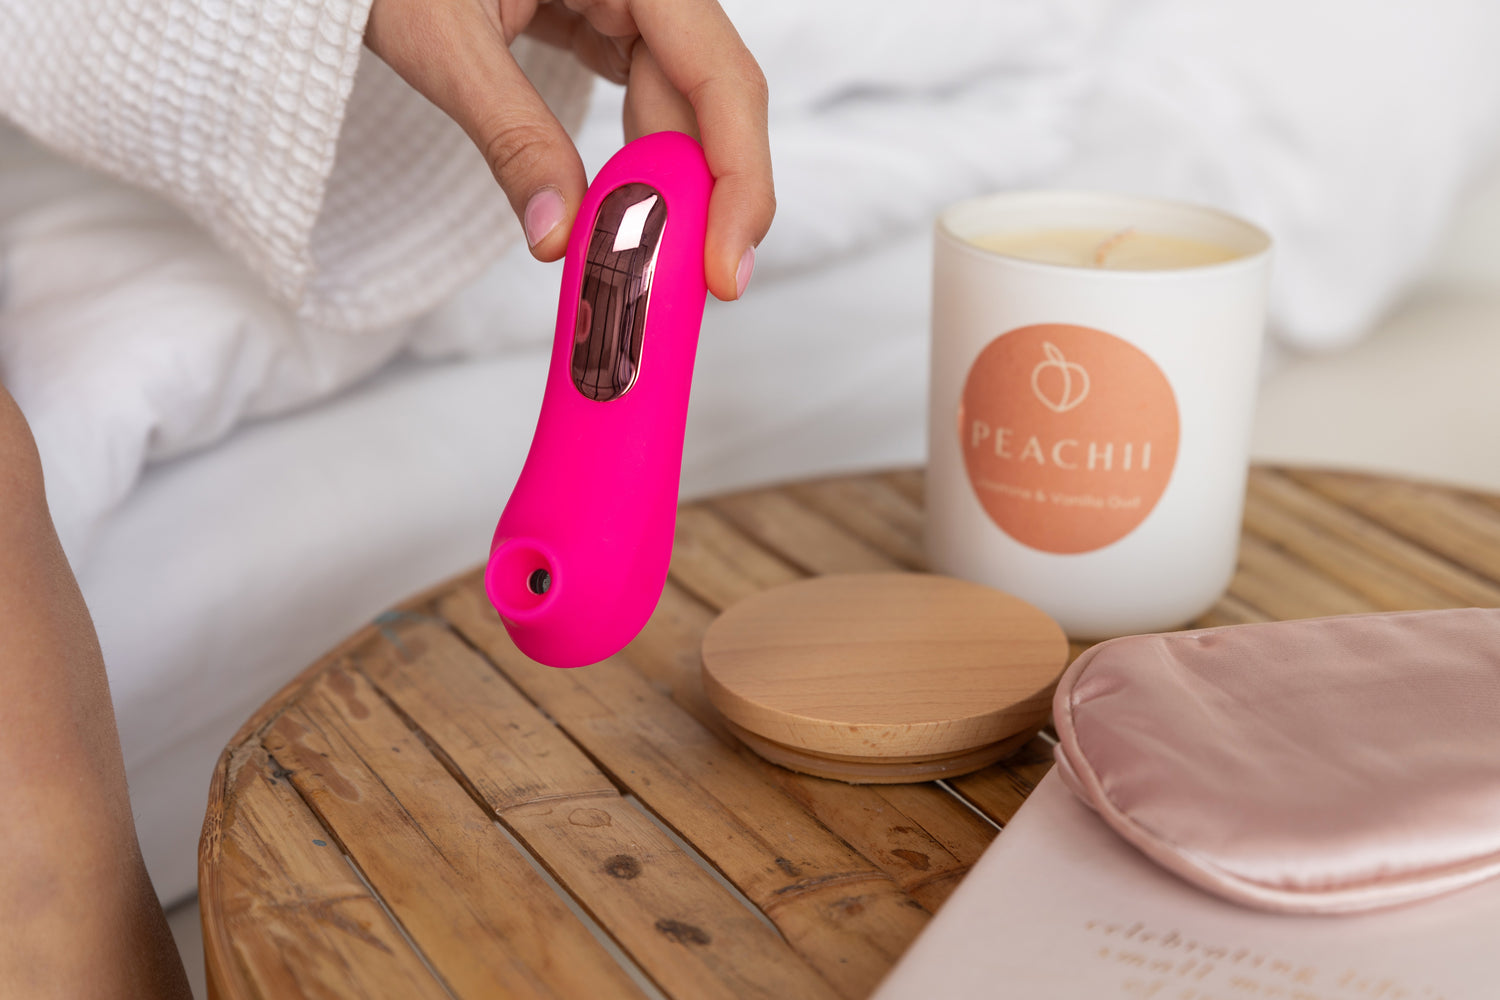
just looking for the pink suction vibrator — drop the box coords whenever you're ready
[486,131,714,668]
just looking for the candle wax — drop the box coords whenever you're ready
[969,227,1241,270]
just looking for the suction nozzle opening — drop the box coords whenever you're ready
[486,539,557,620]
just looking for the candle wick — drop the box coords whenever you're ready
[1093,227,1136,267]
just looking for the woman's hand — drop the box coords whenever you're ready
[366,0,774,300]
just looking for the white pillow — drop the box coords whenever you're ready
[1054,0,1500,351]
[722,0,1500,350]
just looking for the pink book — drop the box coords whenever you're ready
[875,770,1498,1000]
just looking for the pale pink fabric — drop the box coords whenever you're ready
[1053,607,1500,914]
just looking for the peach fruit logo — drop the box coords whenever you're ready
[959,323,1179,554]
[1031,342,1090,413]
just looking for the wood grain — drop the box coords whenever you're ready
[768,774,997,911]
[947,737,1059,827]
[671,505,803,610]
[1244,470,1500,609]
[1228,532,1379,620]
[710,488,905,575]
[199,743,454,1000]
[785,477,927,570]
[1286,469,1500,588]
[262,665,645,1000]
[356,616,842,1000]
[437,583,929,999]
[201,466,1500,1000]
[701,574,1067,760]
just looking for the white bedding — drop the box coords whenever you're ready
[4,1,1500,907]
[9,0,1500,564]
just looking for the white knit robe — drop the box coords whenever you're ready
[0,0,592,331]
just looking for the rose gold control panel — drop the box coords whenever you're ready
[571,183,669,402]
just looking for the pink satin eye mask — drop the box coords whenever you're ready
[1052,607,1500,914]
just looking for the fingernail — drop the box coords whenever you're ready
[735,246,756,298]
[524,188,565,247]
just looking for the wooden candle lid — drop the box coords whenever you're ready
[701,573,1069,783]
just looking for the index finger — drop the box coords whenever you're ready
[630,0,774,300]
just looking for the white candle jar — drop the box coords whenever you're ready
[926,191,1272,638]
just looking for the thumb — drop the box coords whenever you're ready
[367,5,587,260]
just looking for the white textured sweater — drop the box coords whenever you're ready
[0,0,591,331]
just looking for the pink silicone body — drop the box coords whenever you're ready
[485,131,713,668]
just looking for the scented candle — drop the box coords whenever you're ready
[927,191,1272,638]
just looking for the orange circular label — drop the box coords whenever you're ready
[959,324,1179,554]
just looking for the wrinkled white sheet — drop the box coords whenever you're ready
[721,0,1500,348]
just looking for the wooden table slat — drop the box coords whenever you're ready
[356,615,845,1000]
[866,782,999,866]
[437,585,929,999]
[792,775,1000,908]
[626,581,732,724]
[880,469,925,506]
[709,489,906,576]
[261,667,646,1000]
[784,477,928,570]
[1191,592,1273,629]
[200,744,455,1000]
[1286,469,1500,589]
[1246,470,1500,609]
[755,767,994,913]
[670,506,804,611]
[1229,532,1381,621]
[945,738,1058,828]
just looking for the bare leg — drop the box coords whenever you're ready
[0,384,191,999]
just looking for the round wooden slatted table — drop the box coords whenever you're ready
[199,466,1500,1000]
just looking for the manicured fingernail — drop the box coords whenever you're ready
[524,188,565,247]
[735,246,756,298]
